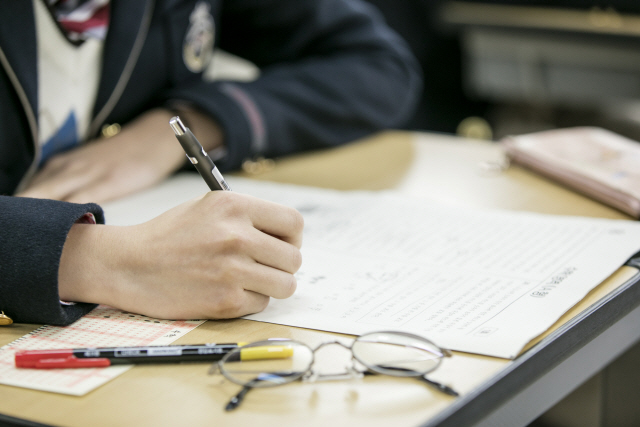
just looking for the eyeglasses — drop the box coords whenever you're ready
[208,331,458,411]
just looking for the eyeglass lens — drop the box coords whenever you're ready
[352,331,445,377]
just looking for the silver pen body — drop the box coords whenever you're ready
[170,116,231,191]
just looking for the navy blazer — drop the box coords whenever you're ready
[0,0,421,325]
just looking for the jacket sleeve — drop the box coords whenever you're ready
[0,196,104,325]
[163,0,422,171]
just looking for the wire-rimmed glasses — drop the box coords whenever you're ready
[208,331,458,411]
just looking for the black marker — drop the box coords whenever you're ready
[169,116,231,191]
[15,342,293,369]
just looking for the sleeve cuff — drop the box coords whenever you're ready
[0,196,103,325]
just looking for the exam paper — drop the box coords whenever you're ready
[105,175,640,359]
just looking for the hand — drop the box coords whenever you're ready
[58,191,304,319]
[17,108,221,204]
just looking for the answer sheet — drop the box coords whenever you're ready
[104,175,640,359]
[0,306,204,395]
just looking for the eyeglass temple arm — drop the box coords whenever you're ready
[226,385,252,411]
[224,372,302,411]
[364,366,459,397]
[419,376,459,397]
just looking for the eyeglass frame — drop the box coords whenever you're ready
[208,330,458,411]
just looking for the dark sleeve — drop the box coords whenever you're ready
[0,196,104,325]
[163,0,422,171]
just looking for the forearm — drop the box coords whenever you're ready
[17,107,223,204]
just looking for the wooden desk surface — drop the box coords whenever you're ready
[0,131,635,427]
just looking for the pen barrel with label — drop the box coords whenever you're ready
[14,344,243,368]
[15,343,294,368]
[169,116,231,191]
[82,343,244,364]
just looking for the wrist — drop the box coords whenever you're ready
[58,223,133,307]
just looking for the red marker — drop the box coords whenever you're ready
[15,350,111,369]
[15,343,247,369]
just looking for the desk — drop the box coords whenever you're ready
[1,131,639,427]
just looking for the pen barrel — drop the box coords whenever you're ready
[81,344,242,364]
[105,354,227,365]
[175,130,227,191]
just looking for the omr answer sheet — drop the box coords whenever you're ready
[104,175,640,359]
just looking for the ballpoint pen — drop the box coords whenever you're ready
[169,116,232,191]
[15,342,293,369]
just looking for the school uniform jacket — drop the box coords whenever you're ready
[0,0,421,325]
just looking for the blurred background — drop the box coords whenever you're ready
[212,0,640,144]
[365,0,640,143]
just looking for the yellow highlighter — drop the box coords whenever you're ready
[238,345,294,361]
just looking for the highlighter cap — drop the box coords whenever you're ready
[240,345,294,361]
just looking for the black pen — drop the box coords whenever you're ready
[15,342,293,369]
[169,116,232,191]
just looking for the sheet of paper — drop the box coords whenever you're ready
[104,174,640,359]
[0,306,204,395]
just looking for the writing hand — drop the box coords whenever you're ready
[58,191,304,319]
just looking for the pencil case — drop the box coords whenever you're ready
[501,127,640,218]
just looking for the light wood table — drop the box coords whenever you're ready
[2,131,639,427]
